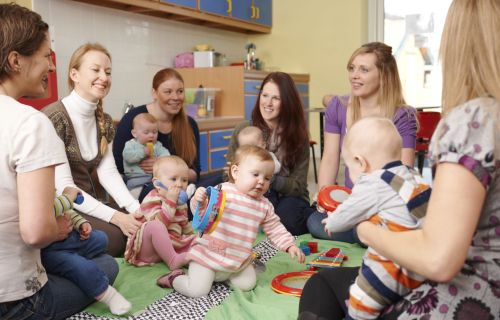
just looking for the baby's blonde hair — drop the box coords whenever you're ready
[153,155,188,177]
[237,126,264,146]
[343,116,402,164]
[133,113,158,129]
[228,145,273,183]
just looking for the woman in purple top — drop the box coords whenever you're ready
[307,42,417,243]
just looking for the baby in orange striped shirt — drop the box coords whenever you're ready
[323,117,431,319]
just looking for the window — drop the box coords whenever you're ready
[369,0,452,108]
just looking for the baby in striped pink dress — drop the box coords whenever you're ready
[125,156,196,270]
[158,145,304,297]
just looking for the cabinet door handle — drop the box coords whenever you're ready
[226,0,232,14]
[223,135,232,139]
[256,7,260,19]
[251,5,256,19]
[255,85,261,90]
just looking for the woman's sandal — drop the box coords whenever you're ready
[156,269,184,288]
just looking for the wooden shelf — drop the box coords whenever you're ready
[71,0,271,34]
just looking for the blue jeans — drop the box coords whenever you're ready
[41,229,110,298]
[265,190,314,236]
[0,254,118,320]
[307,210,365,245]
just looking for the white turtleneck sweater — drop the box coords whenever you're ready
[55,90,140,222]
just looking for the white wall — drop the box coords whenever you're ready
[33,0,248,119]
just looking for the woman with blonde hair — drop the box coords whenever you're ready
[300,0,500,318]
[113,68,200,201]
[44,43,142,257]
[307,42,418,243]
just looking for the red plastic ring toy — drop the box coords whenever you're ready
[271,271,317,297]
[317,185,351,213]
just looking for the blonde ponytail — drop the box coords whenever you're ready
[96,100,108,155]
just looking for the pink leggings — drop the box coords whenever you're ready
[137,220,191,270]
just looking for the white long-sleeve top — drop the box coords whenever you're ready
[55,90,140,222]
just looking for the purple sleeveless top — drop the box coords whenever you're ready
[324,95,417,188]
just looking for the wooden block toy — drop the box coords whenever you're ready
[307,242,318,253]
[300,245,311,256]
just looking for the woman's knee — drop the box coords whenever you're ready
[307,211,327,236]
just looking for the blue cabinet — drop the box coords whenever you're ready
[199,0,271,27]
[198,128,233,174]
[160,0,197,9]
[252,0,272,26]
[199,132,208,173]
[199,0,232,17]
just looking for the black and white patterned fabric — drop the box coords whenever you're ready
[67,238,282,320]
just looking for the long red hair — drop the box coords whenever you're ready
[152,68,197,167]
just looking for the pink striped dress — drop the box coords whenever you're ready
[125,189,196,266]
[188,182,295,273]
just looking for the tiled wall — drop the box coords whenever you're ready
[34,0,248,119]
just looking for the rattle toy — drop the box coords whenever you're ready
[271,271,317,297]
[192,186,226,235]
[146,142,154,158]
[75,192,84,204]
[152,180,189,205]
[317,185,351,213]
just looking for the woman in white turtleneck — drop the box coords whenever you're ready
[43,43,142,257]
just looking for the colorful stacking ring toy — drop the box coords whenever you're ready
[271,271,317,297]
[317,185,351,213]
[192,186,226,235]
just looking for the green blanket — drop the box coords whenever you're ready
[77,234,365,319]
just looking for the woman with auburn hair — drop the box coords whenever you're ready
[226,72,313,235]
[113,68,200,200]
[307,41,417,243]
[300,0,500,318]
[43,43,142,257]
[0,4,117,319]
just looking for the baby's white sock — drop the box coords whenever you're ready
[97,286,131,315]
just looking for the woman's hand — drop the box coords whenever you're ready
[56,213,72,241]
[138,157,156,174]
[111,211,143,237]
[355,220,377,247]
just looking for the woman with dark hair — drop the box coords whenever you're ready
[226,72,313,235]
[113,68,200,200]
[0,4,118,319]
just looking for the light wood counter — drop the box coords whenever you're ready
[196,116,244,131]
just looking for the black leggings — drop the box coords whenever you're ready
[298,267,359,320]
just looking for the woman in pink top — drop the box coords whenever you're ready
[157,145,305,297]
[308,42,417,243]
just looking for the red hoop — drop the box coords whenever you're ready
[270,271,316,297]
[317,185,351,213]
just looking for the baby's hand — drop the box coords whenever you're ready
[193,187,207,204]
[287,245,305,263]
[166,185,182,203]
[321,217,333,237]
[63,186,80,203]
[79,222,92,240]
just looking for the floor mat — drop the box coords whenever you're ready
[67,235,365,319]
